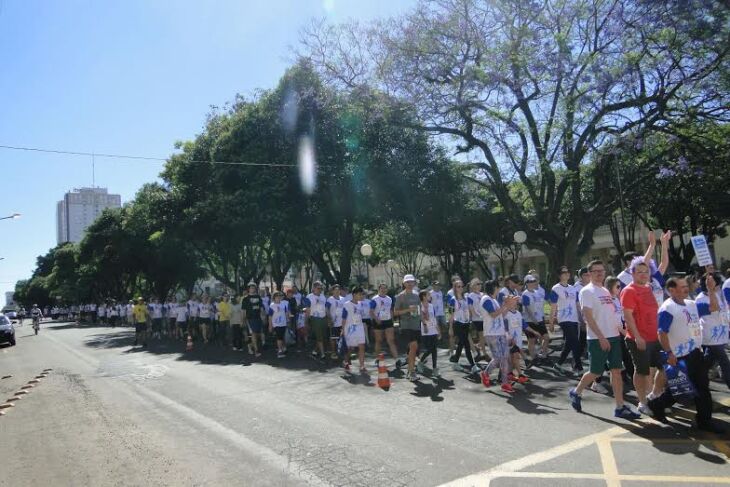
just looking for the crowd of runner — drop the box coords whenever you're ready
[41,230,729,434]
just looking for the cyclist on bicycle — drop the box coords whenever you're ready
[31,304,43,326]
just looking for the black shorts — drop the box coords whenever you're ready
[274,326,287,340]
[472,321,484,332]
[401,328,421,343]
[177,321,187,331]
[375,319,394,330]
[527,322,548,336]
[331,326,342,339]
[135,323,148,333]
[362,319,372,328]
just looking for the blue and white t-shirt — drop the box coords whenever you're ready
[650,272,666,306]
[326,295,344,327]
[548,283,579,323]
[658,298,702,357]
[480,295,505,337]
[306,293,327,319]
[430,290,445,317]
[420,303,439,336]
[468,292,483,321]
[696,291,729,346]
[370,295,393,321]
[342,300,364,328]
[268,301,289,328]
[359,297,372,320]
[505,309,526,345]
[521,289,544,323]
[449,295,471,323]
[498,286,519,306]
[617,269,633,289]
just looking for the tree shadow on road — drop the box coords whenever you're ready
[581,410,729,464]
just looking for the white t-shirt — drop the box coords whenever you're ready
[175,305,188,322]
[468,292,483,321]
[306,293,327,319]
[370,295,392,321]
[480,295,505,337]
[430,290,445,317]
[658,298,702,357]
[359,298,372,320]
[449,295,471,323]
[230,303,243,325]
[696,291,729,346]
[579,283,621,339]
[549,283,579,323]
[342,300,363,328]
[420,303,439,336]
[326,296,344,327]
[149,303,163,319]
[617,269,632,288]
[268,301,289,327]
[504,310,524,346]
[521,289,544,323]
[188,300,199,318]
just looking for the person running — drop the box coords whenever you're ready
[569,260,640,419]
[468,278,487,362]
[360,290,373,347]
[417,290,441,378]
[132,297,149,347]
[306,281,328,360]
[394,275,422,381]
[108,299,119,328]
[549,266,582,373]
[575,267,591,359]
[342,286,367,373]
[370,283,401,367]
[448,279,478,374]
[187,294,200,341]
[326,285,345,360]
[697,271,730,391]
[242,284,264,357]
[522,275,550,363]
[198,295,213,344]
[480,280,517,392]
[648,275,724,433]
[268,291,290,358]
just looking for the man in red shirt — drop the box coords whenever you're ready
[621,231,670,415]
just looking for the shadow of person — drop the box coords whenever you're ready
[409,380,445,402]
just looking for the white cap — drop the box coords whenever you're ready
[403,274,416,283]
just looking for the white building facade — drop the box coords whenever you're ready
[56,188,122,244]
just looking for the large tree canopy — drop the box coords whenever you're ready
[300,0,730,276]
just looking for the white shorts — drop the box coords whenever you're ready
[345,324,366,347]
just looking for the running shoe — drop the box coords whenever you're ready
[569,388,582,412]
[405,371,412,381]
[359,367,368,375]
[501,383,515,393]
[590,381,609,394]
[410,372,420,382]
[277,351,285,358]
[448,355,458,363]
[507,372,516,382]
[432,367,441,378]
[470,364,481,375]
[343,362,351,372]
[614,405,641,420]
[480,370,491,387]
[395,358,404,369]
[516,375,529,384]
[637,403,651,416]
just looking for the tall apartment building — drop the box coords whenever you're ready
[56,187,122,244]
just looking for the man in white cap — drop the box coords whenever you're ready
[394,274,422,381]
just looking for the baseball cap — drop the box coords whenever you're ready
[524,275,537,283]
[403,274,416,283]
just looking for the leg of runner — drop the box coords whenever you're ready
[384,327,400,365]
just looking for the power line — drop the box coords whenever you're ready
[0,144,299,168]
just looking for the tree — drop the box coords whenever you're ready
[300,0,730,276]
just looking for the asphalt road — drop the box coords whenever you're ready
[1,321,729,486]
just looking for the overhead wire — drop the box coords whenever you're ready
[0,144,299,168]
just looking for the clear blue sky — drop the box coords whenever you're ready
[0,0,416,303]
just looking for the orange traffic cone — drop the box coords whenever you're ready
[377,352,390,391]
[186,335,193,352]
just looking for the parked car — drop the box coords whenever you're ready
[0,314,15,346]
[4,310,17,319]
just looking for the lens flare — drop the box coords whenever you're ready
[298,135,317,195]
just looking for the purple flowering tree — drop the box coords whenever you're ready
[300,0,730,278]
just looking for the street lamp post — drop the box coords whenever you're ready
[386,259,395,289]
[0,213,21,221]
[513,230,527,275]
[360,244,373,289]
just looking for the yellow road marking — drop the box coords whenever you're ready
[597,436,620,487]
